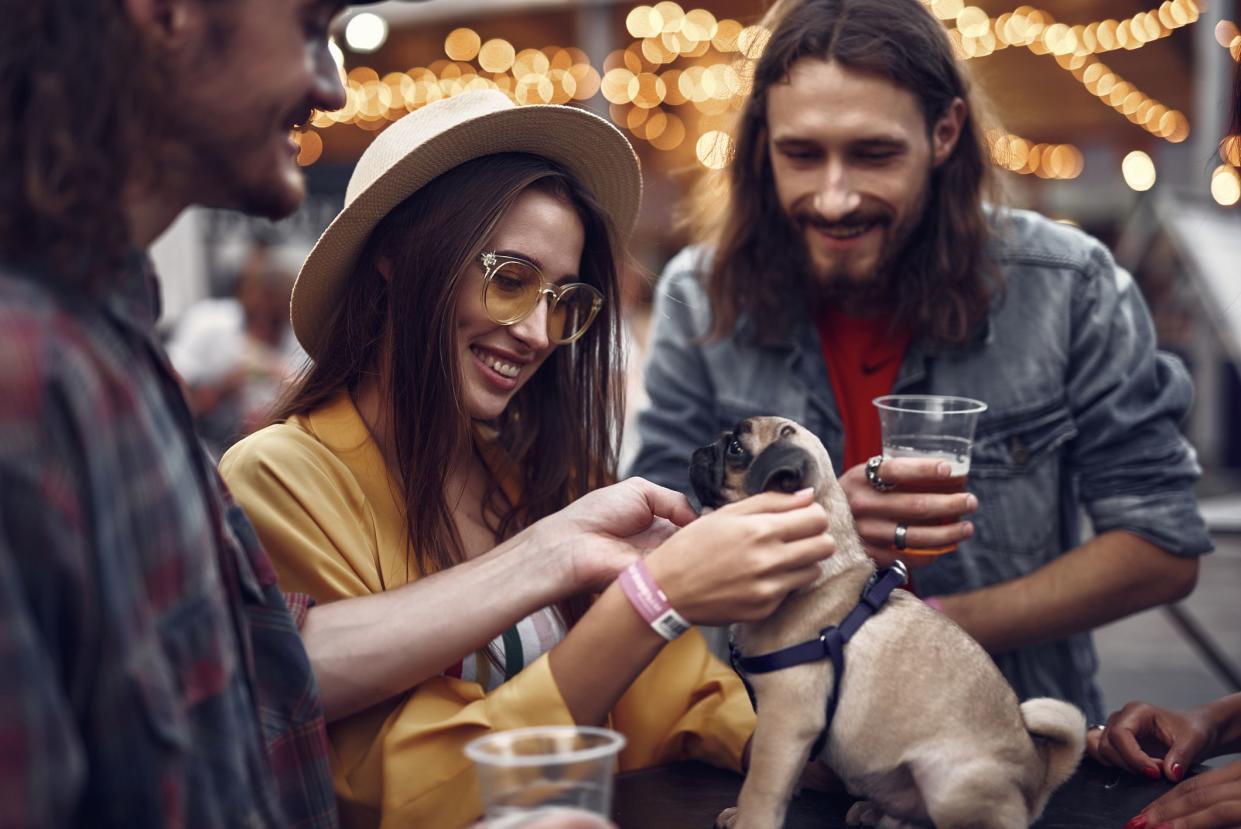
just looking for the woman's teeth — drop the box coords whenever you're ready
[473,347,520,378]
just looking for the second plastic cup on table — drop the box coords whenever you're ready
[465,725,625,828]
[872,394,988,555]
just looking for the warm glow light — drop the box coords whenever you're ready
[478,39,516,73]
[696,130,733,169]
[294,130,323,166]
[713,19,744,52]
[737,25,771,60]
[445,28,481,62]
[627,5,663,38]
[651,113,686,150]
[344,13,388,53]
[932,0,964,20]
[602,68,637,104]
[1211,165,1241,206]
[1122,150,1157,191]
[653,1,685,33]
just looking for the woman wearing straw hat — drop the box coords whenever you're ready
[221,90,835,828]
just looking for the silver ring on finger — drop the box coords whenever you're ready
[866,455,896,492]
[894,522,908,551]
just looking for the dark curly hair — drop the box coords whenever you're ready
[0,0,165,291]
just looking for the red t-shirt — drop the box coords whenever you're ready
[815,308,912,472]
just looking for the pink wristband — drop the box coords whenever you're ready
[924,596,946,613]
[618,559,690,642]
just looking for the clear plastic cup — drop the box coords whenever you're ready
[465,726,625,828]
[873,394,987,555]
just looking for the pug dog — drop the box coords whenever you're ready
[690,417,1085,829]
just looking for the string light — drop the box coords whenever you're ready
[1122,150,1157,192]
[1211,165,1241,206]
[309,0,1207,207]
[344,13,388,53]
[988,131,1084,179]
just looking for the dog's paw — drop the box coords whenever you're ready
[714,805,740,828]
[845,800,883,826]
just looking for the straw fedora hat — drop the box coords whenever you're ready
[291,89,642,360]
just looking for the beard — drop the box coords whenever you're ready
[790,180,931,312]
[159,84,312,222]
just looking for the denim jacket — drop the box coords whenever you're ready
[628,208,1213,722]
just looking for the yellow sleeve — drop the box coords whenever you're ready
[610,628,756,773]
[220,425,379,600]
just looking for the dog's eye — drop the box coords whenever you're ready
[780,424,795,438]
[727,437,744,458]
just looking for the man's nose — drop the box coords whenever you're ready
[812,162,862,221]
[312,42,348,113]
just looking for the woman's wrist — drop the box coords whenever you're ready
[1203,693,1241,754]
[618,558,691,641]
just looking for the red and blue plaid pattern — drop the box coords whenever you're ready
[0,257,337,828]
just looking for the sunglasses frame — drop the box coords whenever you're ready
[478,251,604,345]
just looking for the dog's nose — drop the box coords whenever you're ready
[742,443,811,496]
[760,463,804,493]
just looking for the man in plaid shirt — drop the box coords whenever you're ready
[0,2,740,827]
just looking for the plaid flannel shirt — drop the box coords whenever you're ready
[0,256,337,828]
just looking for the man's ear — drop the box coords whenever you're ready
[121,0,194,48]
[930,98,968,168]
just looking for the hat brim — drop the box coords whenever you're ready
[291,103,641,361]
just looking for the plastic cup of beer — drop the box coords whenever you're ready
[465,726,625,828]
[872,394,987,555]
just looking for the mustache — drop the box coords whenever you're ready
[791,204,893,231]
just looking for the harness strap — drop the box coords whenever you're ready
[731,563,908,758]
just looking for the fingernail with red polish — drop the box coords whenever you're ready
[1142,766,1161,780]
[1124,815,1147,829]
[1170,762,1184,781]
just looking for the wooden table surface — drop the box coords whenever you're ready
[613,759,1176,828]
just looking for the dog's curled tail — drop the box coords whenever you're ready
[1020,697,1086,818]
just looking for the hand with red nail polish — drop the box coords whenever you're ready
[1086,698,1229,782]
[1135,757,1241,829]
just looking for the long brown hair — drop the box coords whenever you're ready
[0,0,165,289]
[694,0,997,346]
[273,154,624,624]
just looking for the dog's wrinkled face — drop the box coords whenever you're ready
[690,417,829,509]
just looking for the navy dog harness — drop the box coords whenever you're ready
[730,562,908,759]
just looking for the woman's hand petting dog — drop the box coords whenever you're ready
[530,477,700,594]
[645,488,835,626]
[838,456,978,569]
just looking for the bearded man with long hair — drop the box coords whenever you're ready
[0,1,840,828]
[630,0,1211,724]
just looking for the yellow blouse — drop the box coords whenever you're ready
[219,393,756,829]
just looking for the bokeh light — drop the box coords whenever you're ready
[445,28,481,62]
[344,13,388,53]
[696,130,733,169]
[1122,151,1157,192]
[1211,165,1241,206]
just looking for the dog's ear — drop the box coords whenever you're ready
[743,442,810,496]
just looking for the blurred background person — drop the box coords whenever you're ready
[167,243,306,457]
